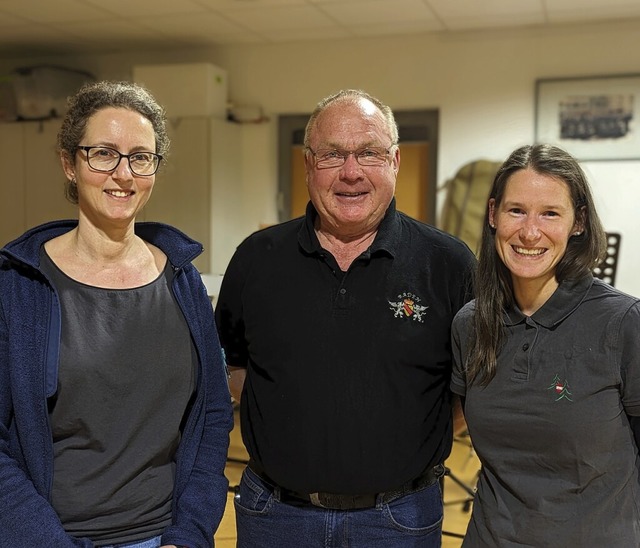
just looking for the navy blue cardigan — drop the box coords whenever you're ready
[0,220,233,547]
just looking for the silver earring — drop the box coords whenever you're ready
[572,231,582,236]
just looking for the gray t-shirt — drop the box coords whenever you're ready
[41,249,196,546]
[451,276,640,547]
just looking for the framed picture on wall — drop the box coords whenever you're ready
[535,74,640,161]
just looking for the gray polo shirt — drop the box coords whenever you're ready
[451,276,640,547]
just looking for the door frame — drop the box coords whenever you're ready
[277,109,439,223]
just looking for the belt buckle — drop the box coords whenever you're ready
[309,492,375,510]
[309,492,328,508]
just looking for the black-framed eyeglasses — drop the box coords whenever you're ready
[77,146,163,176]
[306,145,395,169]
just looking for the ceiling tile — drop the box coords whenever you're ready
[260,25,351,42]
[0,23,70,44]
[352,20,444,37]
[53,19,163,47]
[195,0,309,10]
[0,0,106,23]
[142,12,248,36]
[221,4,336,31]
[85,0,207,17]
[426,0,543,18]
[188,31,265,45]
[0,0,639,55]
[426,0,545,29]
[546,0,640,22]
[0,10,29,26]
[318,0,441,26]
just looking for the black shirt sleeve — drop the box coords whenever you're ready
[215,239,251,368]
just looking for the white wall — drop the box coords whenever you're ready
[217,20,640,296]
[2,19,638,294]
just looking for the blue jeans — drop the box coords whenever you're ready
[101,535,162,548]
[234,466,443,548]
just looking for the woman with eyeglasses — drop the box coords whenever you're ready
[0,81,233,548]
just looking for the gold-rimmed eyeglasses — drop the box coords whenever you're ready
[306,145,395,169]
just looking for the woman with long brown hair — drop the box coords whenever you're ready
[451,144,640,546]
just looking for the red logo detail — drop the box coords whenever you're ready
[403,299,415,316]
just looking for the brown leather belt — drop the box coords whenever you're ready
[276,464,444,510]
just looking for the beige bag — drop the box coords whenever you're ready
[438,159,501,255]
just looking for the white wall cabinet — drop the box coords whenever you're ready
[208,118,244,275]
[142,116,243,274]
[0,122,26,244]
[0,119,76,246]
[143,116,211,273]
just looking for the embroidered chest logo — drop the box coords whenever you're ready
[388,292,428,323]
[547,374,573,402]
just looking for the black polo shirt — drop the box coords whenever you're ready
[216,200,475,494]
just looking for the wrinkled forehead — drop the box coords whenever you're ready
[310,98,391,147]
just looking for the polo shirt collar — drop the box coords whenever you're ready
[298,198,399,258]
[504,275,594,328]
